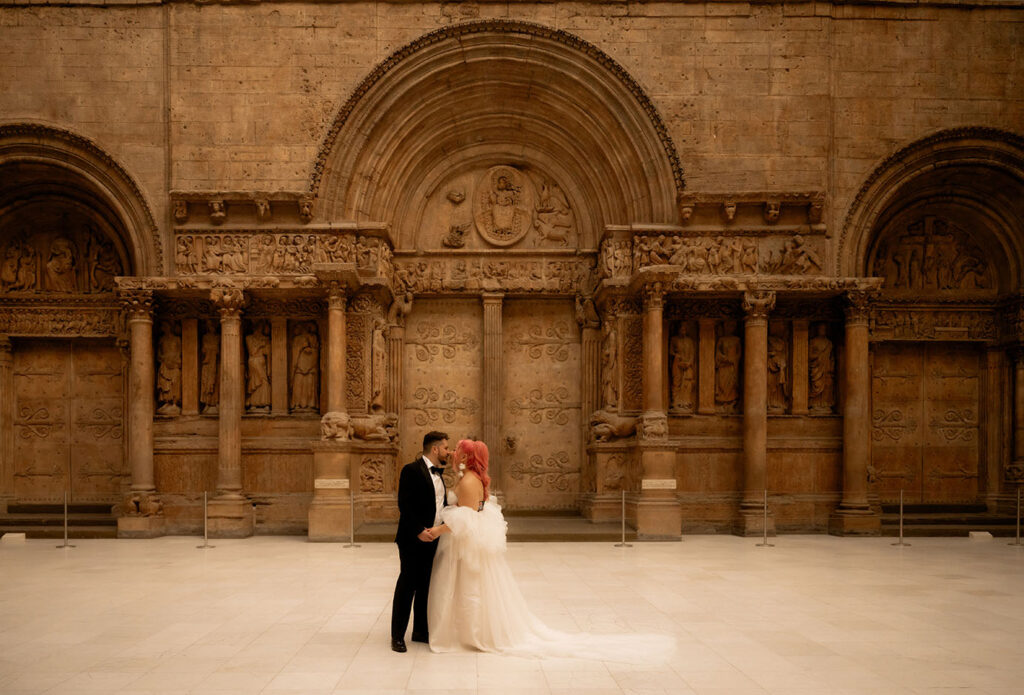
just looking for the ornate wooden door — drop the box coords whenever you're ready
[500,300,581,510]
[13,340,125,503]
[870,342,980,503]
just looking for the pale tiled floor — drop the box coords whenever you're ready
[1,536,1023,695]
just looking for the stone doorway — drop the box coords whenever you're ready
[870,341,982,504]
[11,339,126,504]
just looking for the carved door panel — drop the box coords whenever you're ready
[13,341,70,501]
[870,342,981,504]
[501,300,581,510]
[69,343,126,501]
[400,299,483,468]
[921,344,979,502]
[12,340,125,503]
[871,344,923,503]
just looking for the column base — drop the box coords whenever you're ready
[308,441,356,542]
[828,508,881,536]
[733,507,776,537]
[117,515,166,539]
[207,497,254,538]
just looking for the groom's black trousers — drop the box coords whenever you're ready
[391,539,438,640]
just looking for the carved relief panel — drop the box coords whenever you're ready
[400,299,482,467]
[870,342,981,503]
[415,164,578,250]
[12,340,125,502]
[1,204,126,295]
[502,300,581,510]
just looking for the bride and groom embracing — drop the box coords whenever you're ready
[390,431,673,661]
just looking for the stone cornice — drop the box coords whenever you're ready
[628,267,883,296]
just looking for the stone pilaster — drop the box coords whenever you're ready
[0,335,13,512]
[735,290,775,536]
[386,324,404,416]
[271,317,288,415]
[830,290,880,535]
[208,287,253,538]
[482,293,503,486]
[790,319,809,415]
[180,318,199,416]
[326,286,348,418]
[117,289,164,538]
[1008,349,1024,485]
[697,318,716,414]
[636,282,680,539]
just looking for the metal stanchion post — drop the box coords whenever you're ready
[56,490,76,549]
[344,481,360,548]
[1010,487,1021,547]
[891,488,910,547]
[196,491,214,549]
[756,489,774,547]
[614,489,632,548]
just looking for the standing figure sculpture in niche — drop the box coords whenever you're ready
[766,322,789,413]
[200,319,219,414]
[670,323,696,411]
[246,320,272,412]
[715,320,742,412]
[808,323,835,412]
[156,321,182,415]
[290,321,319,412]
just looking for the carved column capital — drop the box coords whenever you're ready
[210,287,246,318]
[641,282,665,310]
[742,290,775,322]
[844,290,875,325]
[0,334,11,357]
[119,288,154,322]
[327,283,348,309]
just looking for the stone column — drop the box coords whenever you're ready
[327,286,348,417]
[736,290,775,536]
[117,289,165,538]
[1008,349,1024,484]
[636,282,680,539]
[482,293,503,485]
[579,320,602,520]
[386,323,404,416]
[0,335,13,512]
[830,290,880,535]
[208,287,253,538]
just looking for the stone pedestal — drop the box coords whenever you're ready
[308,441,356,542]
[207,498,255,539]
[636,445,681,539]
[117,515,166,539]
[582,446,634,522]
[830,290,880,536]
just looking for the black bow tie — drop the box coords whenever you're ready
[429,466,443,476]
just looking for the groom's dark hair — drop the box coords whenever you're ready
[422,431,448,453]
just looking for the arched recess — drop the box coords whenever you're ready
[839,127,1024,285]
[0,123,162,277]
[310,20,684,247]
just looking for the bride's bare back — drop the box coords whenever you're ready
[454,471,484,510]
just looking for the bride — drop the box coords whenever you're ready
[425,439,672,661]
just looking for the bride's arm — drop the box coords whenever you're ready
[428,475,482,537]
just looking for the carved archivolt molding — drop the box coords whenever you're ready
[839,127,1024,278]
[311,20,682,229]
[0,122,162,274]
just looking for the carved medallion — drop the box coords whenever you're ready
[473,166,535,247]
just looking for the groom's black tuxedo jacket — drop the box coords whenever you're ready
[394,456,447,546]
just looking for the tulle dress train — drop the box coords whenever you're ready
[426,496,673,663]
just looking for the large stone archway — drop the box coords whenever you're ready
[0,124,160,519]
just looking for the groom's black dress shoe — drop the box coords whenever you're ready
[410,632,429,644]
[391,638,407,653]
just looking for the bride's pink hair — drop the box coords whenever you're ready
[457,439,491,500]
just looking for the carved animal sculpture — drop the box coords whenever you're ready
[589,409,638,442]
[349,412,399,442]
[320,412,351,440]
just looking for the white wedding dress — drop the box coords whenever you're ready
[427,494,673,662]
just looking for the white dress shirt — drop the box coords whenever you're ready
[422,454,444,527]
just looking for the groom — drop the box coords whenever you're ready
[390,431,450,652]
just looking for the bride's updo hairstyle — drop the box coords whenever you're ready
[457,439,491,500]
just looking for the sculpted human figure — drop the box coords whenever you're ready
[246,320,272,412]
[715,320,741,412]
[766,322,789,413]
[200,319,220,414]
[290,321,319,412]
[87,232,120,292]
[808,323,835,412]
[44,236,77,292]
[156,320,182,415]
[669,323,696,411]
